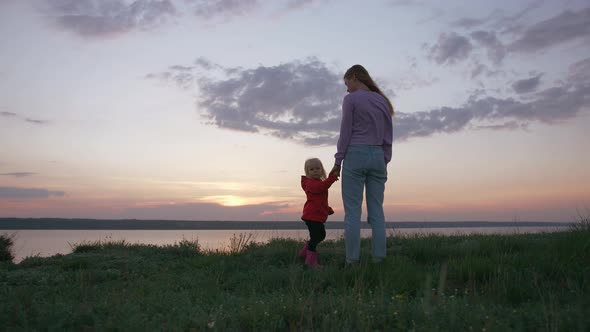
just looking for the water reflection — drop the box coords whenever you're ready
[2,226,569,263]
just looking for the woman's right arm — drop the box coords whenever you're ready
[334,95,353,167]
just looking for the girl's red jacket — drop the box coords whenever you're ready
[301,174,339,223]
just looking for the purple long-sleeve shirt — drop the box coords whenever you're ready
[334,89,393,166]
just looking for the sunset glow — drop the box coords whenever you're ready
[1,1,589,222]
[202,196,247,207]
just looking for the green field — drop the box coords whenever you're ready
[1,223,589,331]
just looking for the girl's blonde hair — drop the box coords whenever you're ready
[344,64,394,116]
[304,158,327,180]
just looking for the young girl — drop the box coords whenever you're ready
[299,158,339,268]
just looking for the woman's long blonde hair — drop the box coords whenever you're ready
[344,64,394,116]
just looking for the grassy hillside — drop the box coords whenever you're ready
[1,226,588,331]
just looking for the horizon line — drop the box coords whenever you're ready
[0,218,573,230]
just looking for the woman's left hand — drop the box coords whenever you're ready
[329,164,341,178]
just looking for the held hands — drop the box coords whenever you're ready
[329,164,341,179]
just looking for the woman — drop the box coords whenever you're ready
[330,64,394,264]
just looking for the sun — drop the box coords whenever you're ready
[221,195,245,207]
[201,195,246,207]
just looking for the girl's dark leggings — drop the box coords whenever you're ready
[303,219,326,252]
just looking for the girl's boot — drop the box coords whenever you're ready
[305,250,323,269]
[297,242,309,258]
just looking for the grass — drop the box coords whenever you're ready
[0,226,589,331]
[570,210,590,232]
[0,233,15,262]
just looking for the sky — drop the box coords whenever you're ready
[0,0,589,222]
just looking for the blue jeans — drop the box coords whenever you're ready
[342,145,388,263]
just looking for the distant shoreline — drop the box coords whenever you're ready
[0,218,572,230]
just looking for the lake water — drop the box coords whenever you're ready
[2,226,570,263]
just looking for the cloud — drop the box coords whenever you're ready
[284,0,321,10]
[188,0,259,19]
[0,173,36,178]
[387,0,443,24]
[452,17,487,29]
[509,8,590,53]
[145,64,196,89]
[149,57,344,145]
[491,1,547,32]
[0,112,49,125]
[120,201,297,221]
[188,0,325,24]
[475,121,529,131]
[150,57,589,144]
[451,8,504,30]
[41,0,177,38]
[452,2,545,31]
[0,187,65,199]
[568,57,590,83]
[40,0,323,37]
[428,32,473,65]
[25,118,50,125]
[470,30,506,65]
[387,0,426,7]
[426,30,505,68]
[198,58,344,144]
[394,77,589,141]
[512,74,543,94]
[1,111,17,117]
[393,74,438,91]
[469,62,506,79]
[434,7,590,69]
